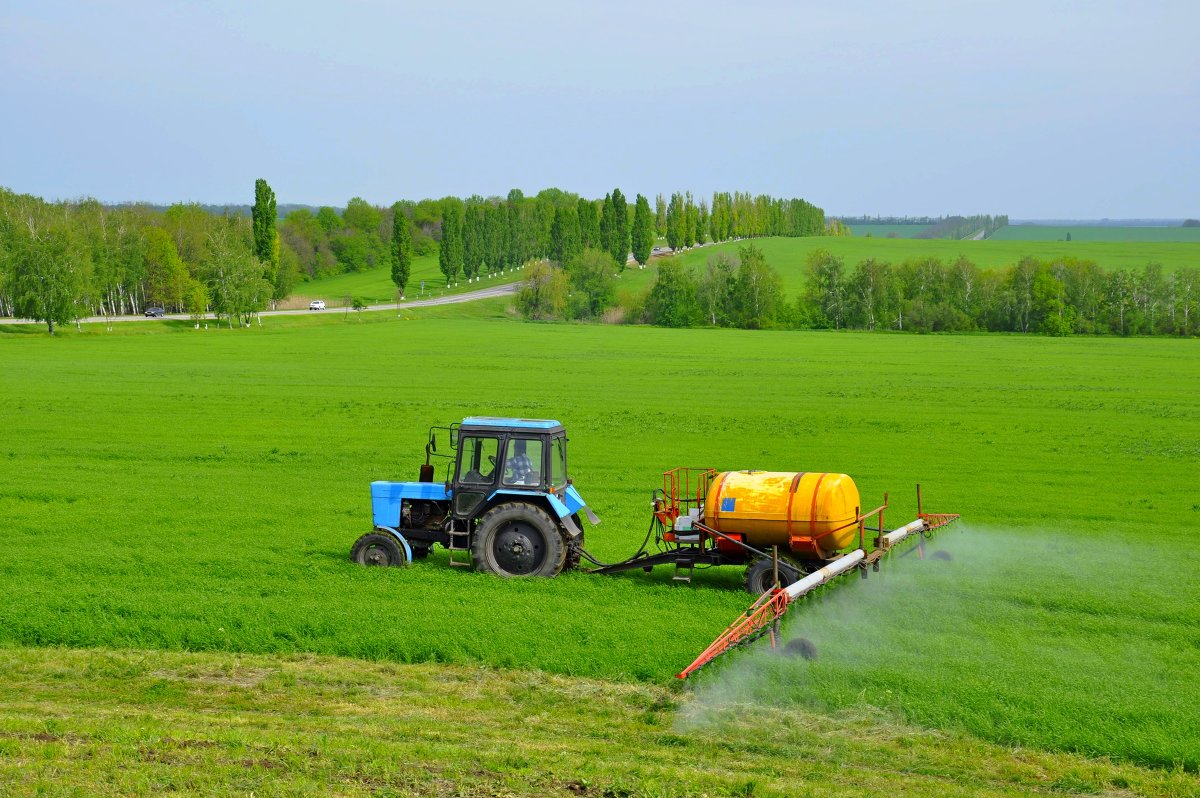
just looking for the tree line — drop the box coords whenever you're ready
[638,247,1199,336]
[1,182,828,332]
[0,182,285,332]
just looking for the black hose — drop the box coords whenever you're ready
[578,516,659,569]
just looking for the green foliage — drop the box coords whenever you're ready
[201,224,272,327]
[577,197,600,249]
[273,232,300,300]
[549,203,581,266]
[330,230,375,273]
[516,259,568,320]
[8,222,91,334]
[438,200,464,283]
[342,197,383,236]
[630,194,654,266]
[142,226,188,310]
[182,279,208,320]
[643,246,784,330]
[732,244,782,328]
[609,188,628,267]
[390,202,413,296]
[565,247,615,319]
[665,192,685,250]
[315,206,342,235]
[802,248,846,328]
[645,260,699,326]
[251,178,278,283]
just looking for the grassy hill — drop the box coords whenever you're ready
[291,234,1200,311]
[286,251,524,308]
[2,308,1199,792]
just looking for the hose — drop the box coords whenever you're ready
[578,516,659,569]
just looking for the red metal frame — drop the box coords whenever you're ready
[676,587,791,679]
[655,467,717,534]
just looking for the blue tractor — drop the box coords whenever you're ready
[351,417,600,578]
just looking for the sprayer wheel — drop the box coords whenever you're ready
[472,502,566,578]
[744,558,801,594]
[350,532,408,567]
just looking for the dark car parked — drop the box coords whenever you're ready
[144,307,165,318]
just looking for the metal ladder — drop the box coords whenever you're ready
[673,558,694,583]
[446,520,472,567]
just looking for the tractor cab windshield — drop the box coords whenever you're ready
[457,435,499,485]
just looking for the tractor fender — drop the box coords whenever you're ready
[374,526,413,565]
[487,489,571,518]
[485,491,581,539]
[564,485,600,525]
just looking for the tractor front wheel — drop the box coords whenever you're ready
[744,557,801,594]
[472,503,566,578]
[350,532,408,567]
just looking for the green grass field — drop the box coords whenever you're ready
[2,308,1199,792]
[992,225,1200,243]
[846,224,932,238]
[630,236,1200,297]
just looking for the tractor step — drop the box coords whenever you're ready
[446,523,472,567]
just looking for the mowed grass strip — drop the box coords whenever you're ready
[293,250,524,306]
[1,313,1198,769]
[1,646,1196,798]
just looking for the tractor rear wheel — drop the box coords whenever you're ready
[351,532,408,567]
[744,557,801,594]
[472,503,566,578]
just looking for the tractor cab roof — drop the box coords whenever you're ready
[460,417,565,434]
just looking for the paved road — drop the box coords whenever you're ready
[1,281,520,326]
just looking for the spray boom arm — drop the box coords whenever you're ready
[676,499,959,679]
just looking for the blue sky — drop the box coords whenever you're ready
[2,1,1196,217]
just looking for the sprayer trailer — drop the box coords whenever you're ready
[351,417,600,577]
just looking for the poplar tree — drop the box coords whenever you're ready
[609,188,628,267]
[577,197,599,248]
[390,201,412,297]
[599,193,615,263]
[439,201,464,283]
[631,194,654,267]
[550,204,581,265]
[251,178,278,283]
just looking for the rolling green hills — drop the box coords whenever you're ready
[2,309,1198,782]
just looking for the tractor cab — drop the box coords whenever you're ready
[451,417,567,519]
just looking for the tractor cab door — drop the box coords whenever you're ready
[452,434,499,518]
[500,435,547,490]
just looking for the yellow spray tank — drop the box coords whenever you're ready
[703,470,861,559]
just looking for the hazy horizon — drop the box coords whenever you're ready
[3,1,1197,218]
